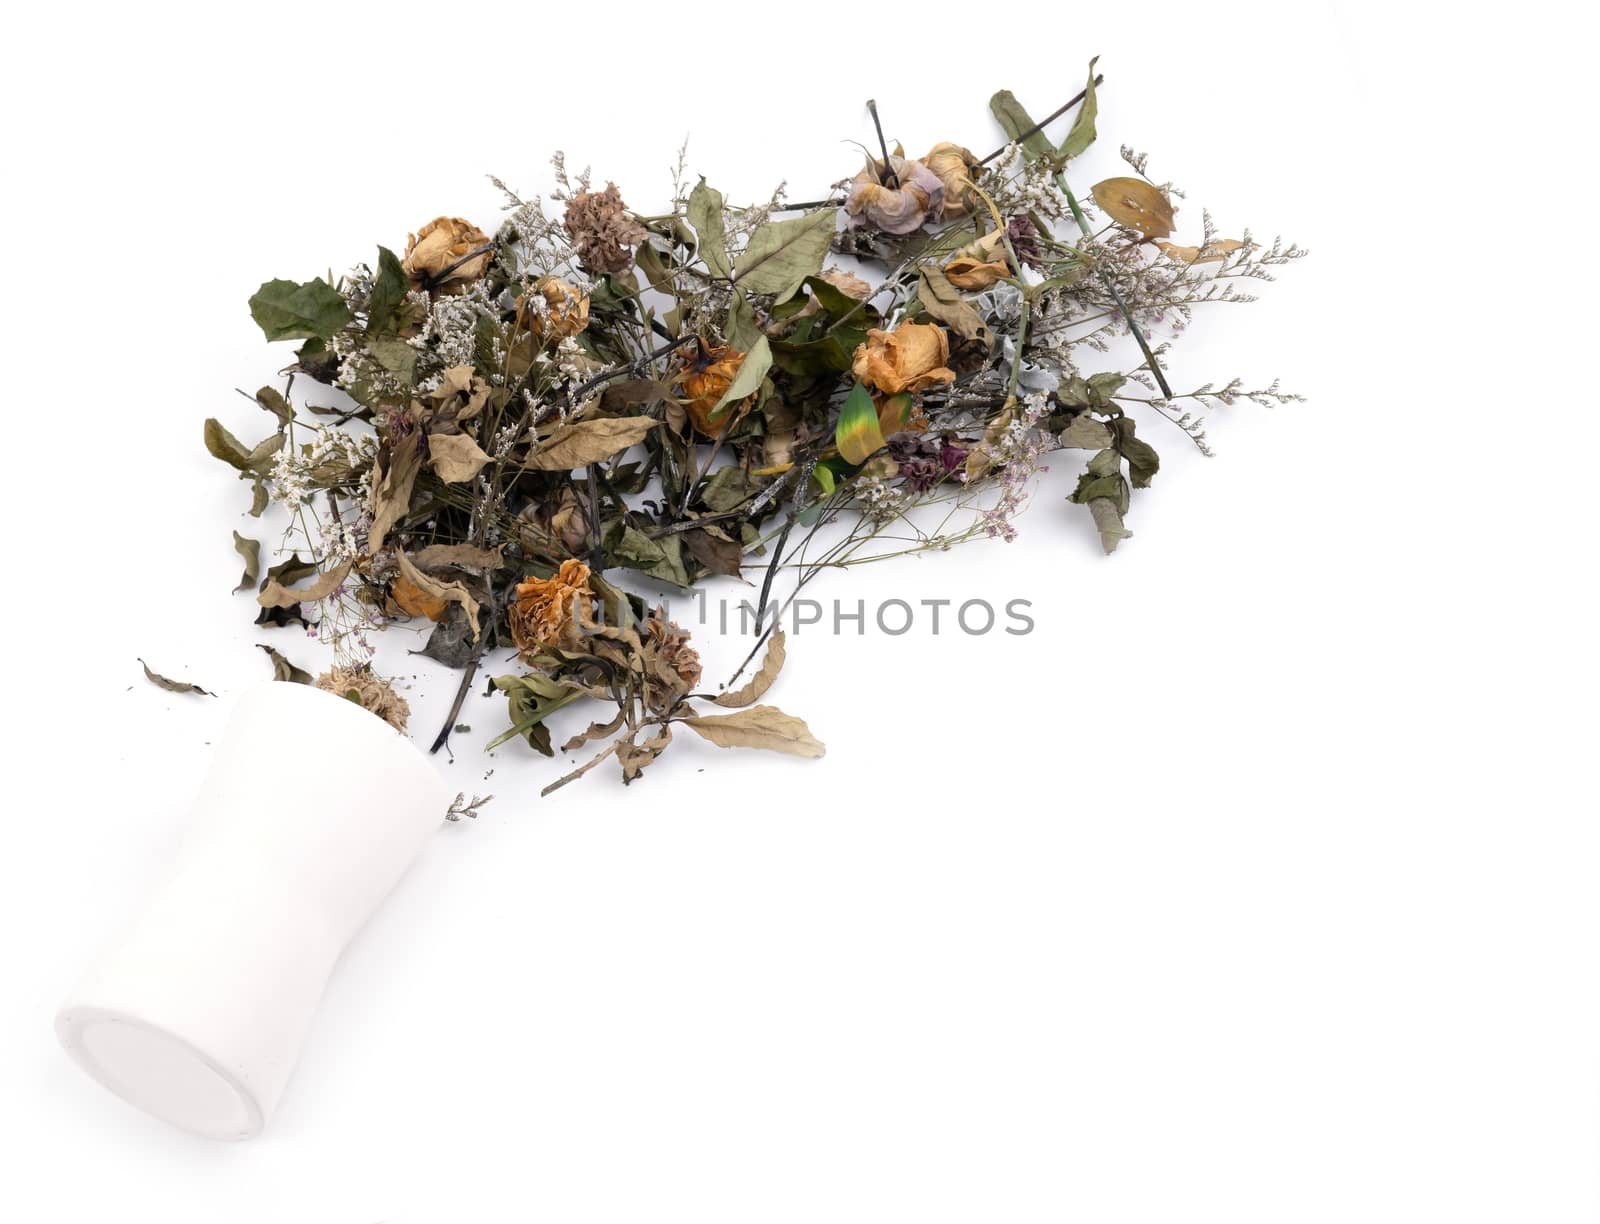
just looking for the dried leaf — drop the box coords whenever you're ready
[734,209,838,302]
[917,268,991,345]
[396,547,480,640]
[1155,238,1246,264]
[1059,415,1113,450]
[618,725,673,783]
[409,543,504,572]
[687,179,731,278]
[1058,57,1099,160]
[257,560,353,609]
[232,531,261,593]
[139,658,215,697]
[1090,177,1176,238]
[257,643,312,684]
[684,703,825,758]
[714,630,786,708]
[368,435,423,555]
[428,431,491,483]
[524,416,658,470]
[254,386,294,427]
[204,418,282,474]
[988,90,1054,162]
[710,334,772,420]
[684,527,744,578]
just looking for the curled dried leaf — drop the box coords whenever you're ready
[257,560,353,609]
[257,643,313,684]
[714,629,787,707]
[139,659,215,697]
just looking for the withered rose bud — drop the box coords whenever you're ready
[401,217,493,293]
[923,142,981,219]
[1007,214,1045,270]
[845,154,945,235]
[943,230,1011,291]
[642,610,702,714]
[676,343,748,437]
[563,182,647,276]
[516,276,590,342]
[851,322,956,396]
[509,559,593,656]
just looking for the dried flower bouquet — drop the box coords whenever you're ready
[204,65,1303,799]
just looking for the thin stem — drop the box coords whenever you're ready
[975,74,1105,166]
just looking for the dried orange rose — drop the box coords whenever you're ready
[676,344,748,436]
[851,323,956,396]
[509,559,593,655]
[923,142,980,219]
[516,276,590,342]
[402,217,493,292]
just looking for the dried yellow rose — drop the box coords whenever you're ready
[851,323,956,396]
[401,217,492,292]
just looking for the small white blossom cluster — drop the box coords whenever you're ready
[412,283,497,386]
[855,475,909,525]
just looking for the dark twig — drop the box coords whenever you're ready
[866,99,898,188]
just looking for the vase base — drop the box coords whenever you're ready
[55,1007,263,1140]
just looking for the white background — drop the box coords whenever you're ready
[1,2,1593,1220]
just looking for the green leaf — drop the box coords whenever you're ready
[1058,58,1099,160]
[248,277,351,342]
[709,334,772,420]
[835,381,885,465]
[1068,448,1133,554]
[734,210,838,302]
[989,90,1053,162]
[687,179,731,278]
[1111,417,1161,489]
[365,246,409,335]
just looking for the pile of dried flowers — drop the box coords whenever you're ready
[205,66,1303,798]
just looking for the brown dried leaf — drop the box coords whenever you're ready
[368,436,423,555]
[257,643,313,684]
[683,703,824,758]
[257,560,353,609]
[713,630,787,708]
[916,268,991,345]
[524,416,658,471]
[139,658,215,697]
[428,432,491,483]
[1155,238,1247,264]
[232,531,261,594]
[409,543,504,572]
[396,547,480,640]
[1090,177,1176,238]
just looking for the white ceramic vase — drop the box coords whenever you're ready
[55,681,450,1140]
